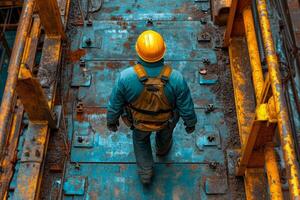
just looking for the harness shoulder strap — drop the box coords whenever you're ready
[160,65,172,82]
[133,64,148,82]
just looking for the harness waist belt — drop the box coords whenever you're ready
[129,104,172,116]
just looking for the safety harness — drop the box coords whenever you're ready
[122,64,173,131]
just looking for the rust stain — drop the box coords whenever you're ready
[190,164,198,170]
[131,24,137,30]
[66,49,86,63]
[106,62,123,69]
[114,187,120,197]
[123,42,131,50]
[117,21,128,29]
[101,6,120,13]
[111,16,124,21]
[119,164,127,171]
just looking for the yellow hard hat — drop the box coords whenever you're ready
[135,30,166,63]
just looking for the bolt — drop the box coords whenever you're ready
[207,135,215,142]
[80,59,85,67]
[87,20,93,27]
[202,58,210,65]
[77,136,83,143]
[146,18,153,26]
[75,162,81,170]
[85,38,92,46]
[205,104,215,114]
[209,162,218,170]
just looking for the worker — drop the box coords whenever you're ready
[106,30,197,184]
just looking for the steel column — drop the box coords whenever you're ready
[257,0,300,199]
[0,0,34,158]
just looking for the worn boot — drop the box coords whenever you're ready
[139,170,154,185]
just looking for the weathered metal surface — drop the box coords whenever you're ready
[16,65,56,128]
[211,0,231,25]
[86,0,209,21]
[228,37,269,199]
[72,21,217,62]
[76,61,219,109]
[36,0,66,39]
[70,111,227,163]
[257,0,300,198]
[264,145,284,200]
[228,38,255,146]
[0,0,34,164]
[63,176,86,196]
[63,163,229,200]
[13,122,48,200]
[242,7,264,102]
[60,0,238,198]
[205,176,228,194]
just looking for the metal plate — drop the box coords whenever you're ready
[76,61,219,108]
[63,163,229,200]
[71,21,217,62]
[82,0,210,21]
[69,110,227,163]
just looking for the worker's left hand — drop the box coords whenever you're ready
[185,126,195,134]
[107,121,119,132]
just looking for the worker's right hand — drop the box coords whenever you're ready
[107,121,119,132]
[185,126,195,134]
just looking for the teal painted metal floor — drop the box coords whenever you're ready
[62,0,244,199]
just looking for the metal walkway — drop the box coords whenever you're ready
[62,1,241,199]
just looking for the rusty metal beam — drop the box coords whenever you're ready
[224,0,238,47]
[16,65,56,128]
[0,1,23,7]
[0,16,41,199]
[264,144,284,200]
[244,168,268,200]
[36,0,66,39]
[13,35,62,200]
[242,7,264,102]
[0,0,34,162]
[257,0,300,199]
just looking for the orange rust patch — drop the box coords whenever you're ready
[66,49,86,63]
[123,42,131,50]
[119,164,128,171]
[106,62,123,69]
[190,164,198,170]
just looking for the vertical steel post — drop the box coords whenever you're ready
[0,0,35,157]
[257,0,300,199]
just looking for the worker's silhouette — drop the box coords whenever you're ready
[107,30,197,184]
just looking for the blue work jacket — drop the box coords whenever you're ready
[107,58,197,128]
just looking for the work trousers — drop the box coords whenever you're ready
[132,114,179,179]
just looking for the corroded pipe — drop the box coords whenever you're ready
[243,7,284,198]
[257,0,300,199]
[264,145,284,200]
[242,7,264,102]
[0,0,35,157]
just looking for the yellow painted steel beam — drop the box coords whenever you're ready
[242,7,264,102]
[264,145,284,200]
[257,0,300,199]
